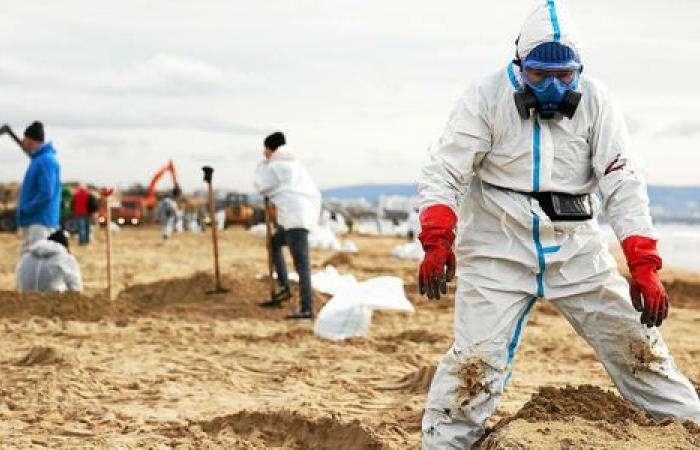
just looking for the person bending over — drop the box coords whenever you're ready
[17,230,83,293]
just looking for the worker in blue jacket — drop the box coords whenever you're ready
[17,121,61,253]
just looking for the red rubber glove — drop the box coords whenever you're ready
[622,235,668,328]
[418,205,457,300]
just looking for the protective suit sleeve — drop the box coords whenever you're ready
[418,84,491,214]
[591,89,655,241]
[253,161,281,196]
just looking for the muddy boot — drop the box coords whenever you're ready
[259,287,292,308]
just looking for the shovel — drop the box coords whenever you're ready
[0,124,22,147]
[202,166,229,295]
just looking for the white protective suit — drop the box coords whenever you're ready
[155,197,179,237]
[418,1,700,448]
[254,146,322,231]
[16,240,83,293]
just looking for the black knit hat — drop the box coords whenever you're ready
[48,229,70,251]
[24,121,45,142]
[264,131,286,151]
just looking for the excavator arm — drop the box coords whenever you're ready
[144,160,180,208]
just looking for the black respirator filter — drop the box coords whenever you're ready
[558,90,582,119]
[513,86,582,120]
[514,89,538,120]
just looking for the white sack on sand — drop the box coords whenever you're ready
[314,271,413,341]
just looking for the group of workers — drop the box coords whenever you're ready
[13,121,83,294]
[10,121,320,321]
[7,0,700,445]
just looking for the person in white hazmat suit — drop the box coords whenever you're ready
[417,1,700,447]
[154,193,179,240]
[17,230,82,293]
[254,131,322,320]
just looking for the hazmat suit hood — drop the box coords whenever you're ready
[16,239,83,293]
[516,0,581,63]
[27,239,67,258]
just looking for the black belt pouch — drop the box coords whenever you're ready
[531,192,593,221]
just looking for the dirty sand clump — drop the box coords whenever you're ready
[628,336,666,377]
[14,346,62,366]
[456,359,489,405]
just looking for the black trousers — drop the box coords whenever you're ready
[272,226,313,312]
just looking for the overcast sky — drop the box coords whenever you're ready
[1,0,698,192]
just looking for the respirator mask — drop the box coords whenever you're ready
[512,41,583,120]
[514,72,581,120]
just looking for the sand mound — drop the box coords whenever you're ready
[508,385,651,425]
[0,272,314,322]
[664,279,700,309]
[118,271,326,321]
[14,346,62,366]
[479,417,700,450]
[0,290,120,321]
[478,385,700,449]
[163,411,387,449]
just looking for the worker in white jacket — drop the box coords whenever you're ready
[254,131,321,319]
[16,230,83,293]
[417,1,700,447]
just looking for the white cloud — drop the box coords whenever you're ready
[0,53,249,96]
[0,0,699,190]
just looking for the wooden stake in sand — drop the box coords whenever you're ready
[264,196,277,297]
[99,187,114,300]
[202,166,229,294]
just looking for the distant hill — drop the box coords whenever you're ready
[321,183,700,220]
[322,184,417,200]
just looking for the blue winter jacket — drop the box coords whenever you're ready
[17,142,62,228]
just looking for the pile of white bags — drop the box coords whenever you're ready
[308,225,342,250]
[249,223,358,253]
[312,266,414,341]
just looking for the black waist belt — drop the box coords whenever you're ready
[530,191,593,222]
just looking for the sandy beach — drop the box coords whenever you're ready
[1,227,699,448]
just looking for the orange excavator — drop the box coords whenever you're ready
[143,160,180,210]
[100,161,180,226]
